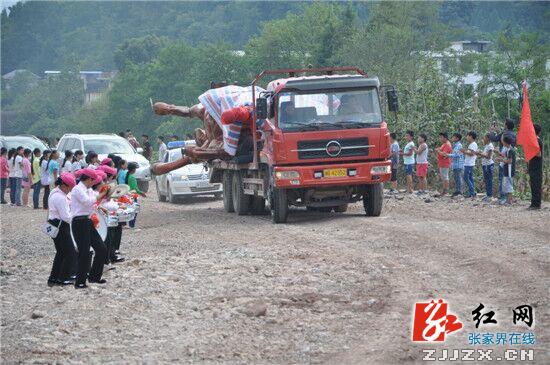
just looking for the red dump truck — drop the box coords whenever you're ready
[209,67,397,223]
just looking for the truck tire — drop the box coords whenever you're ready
[137,180,149,193]
[363,183,383,216]
[222,171,234,213]
[250,196,266,215]
[271,188,289,223]
[156,180,166,202]
[232,171,250,215]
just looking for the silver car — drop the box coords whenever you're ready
[57,134,152,192]
[155,148,222,203]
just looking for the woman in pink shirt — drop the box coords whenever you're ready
[0,147,8,204]
[21,148,33,207]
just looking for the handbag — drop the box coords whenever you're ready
[42,219,61,239]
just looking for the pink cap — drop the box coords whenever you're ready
[60,172,76,188]
[101,158,113,166]
[94,170,107,185]
[76,168,97,180]
[97,165,117,177]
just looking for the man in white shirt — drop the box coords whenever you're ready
[476,133,495,201]
[462,131,478,198]
[157,136,167,162]
[71,168,109,288]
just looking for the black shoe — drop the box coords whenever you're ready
[69,275,76,280]
[112,256,125,263]
[89,278,107,284]
[75,283,88,289]
[527,206,541,210]
[59,280,73,286]
[47,279,59,287]
[0,201,7,204]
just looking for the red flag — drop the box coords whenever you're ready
[516,81,540,162]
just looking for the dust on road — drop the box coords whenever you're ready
[1,187,549,364]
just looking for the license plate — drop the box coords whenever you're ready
[323,168,347,178]
[196,181,209,188]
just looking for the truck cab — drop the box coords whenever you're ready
[211,67,396,223]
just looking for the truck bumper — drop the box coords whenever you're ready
[273,161,391,188]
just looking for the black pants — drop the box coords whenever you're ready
[0,177,7,203]
[112,224,122,253]
[528,165,542,208]
[49,220,77,281]
[42,184,50,209]
[104,227,117,264]
[72,217,106,284]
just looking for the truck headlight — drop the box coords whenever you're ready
[180,174,188,180]
[275,170,300,180]
[371,165,391,175]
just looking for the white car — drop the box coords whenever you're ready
[155,148,222,203]
[57,134,151,192]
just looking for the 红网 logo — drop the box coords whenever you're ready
[412,299,463,342]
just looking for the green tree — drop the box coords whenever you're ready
[114,35,169,71]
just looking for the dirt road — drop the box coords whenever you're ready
[1,187,549,364]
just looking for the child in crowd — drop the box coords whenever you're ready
[497,135,515,205]
[48,150,60,189]
[435,132,452,196]
[0,147,8,204]
[414,133,428,194]
[40,150,52,209]
[8,146,24,206]
[462,131,478,199]
[400,130,415,193]
[72,150,85,172]
[31,148,42,209]
[125,162,146,229]
[446,133,464,197]
[86,151,99,168]
[21,148,33,207]
[61,150,73,173]
[389,133,399,193]
[476,133,495,202]
[117,159,128,185]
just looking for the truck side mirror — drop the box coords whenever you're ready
[256,97,268,119]
[387,89,399,112]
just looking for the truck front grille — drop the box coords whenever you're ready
[296,137,371,159]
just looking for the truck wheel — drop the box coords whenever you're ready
[271,188,289,223]
[250,196,266,215]
[363,183,383,216]
[137,180,149,193]
[334,203,348,213]
[156,181,166,202]
[222,171,234,213]
[232,171,250,215]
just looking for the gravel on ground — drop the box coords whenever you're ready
[1,186,549,364]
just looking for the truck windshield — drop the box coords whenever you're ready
[277,88,382,132]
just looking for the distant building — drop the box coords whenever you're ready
[44,70,116,104]
[419,41,491,92]
[421,40,548,96]
[1,69,39,89]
